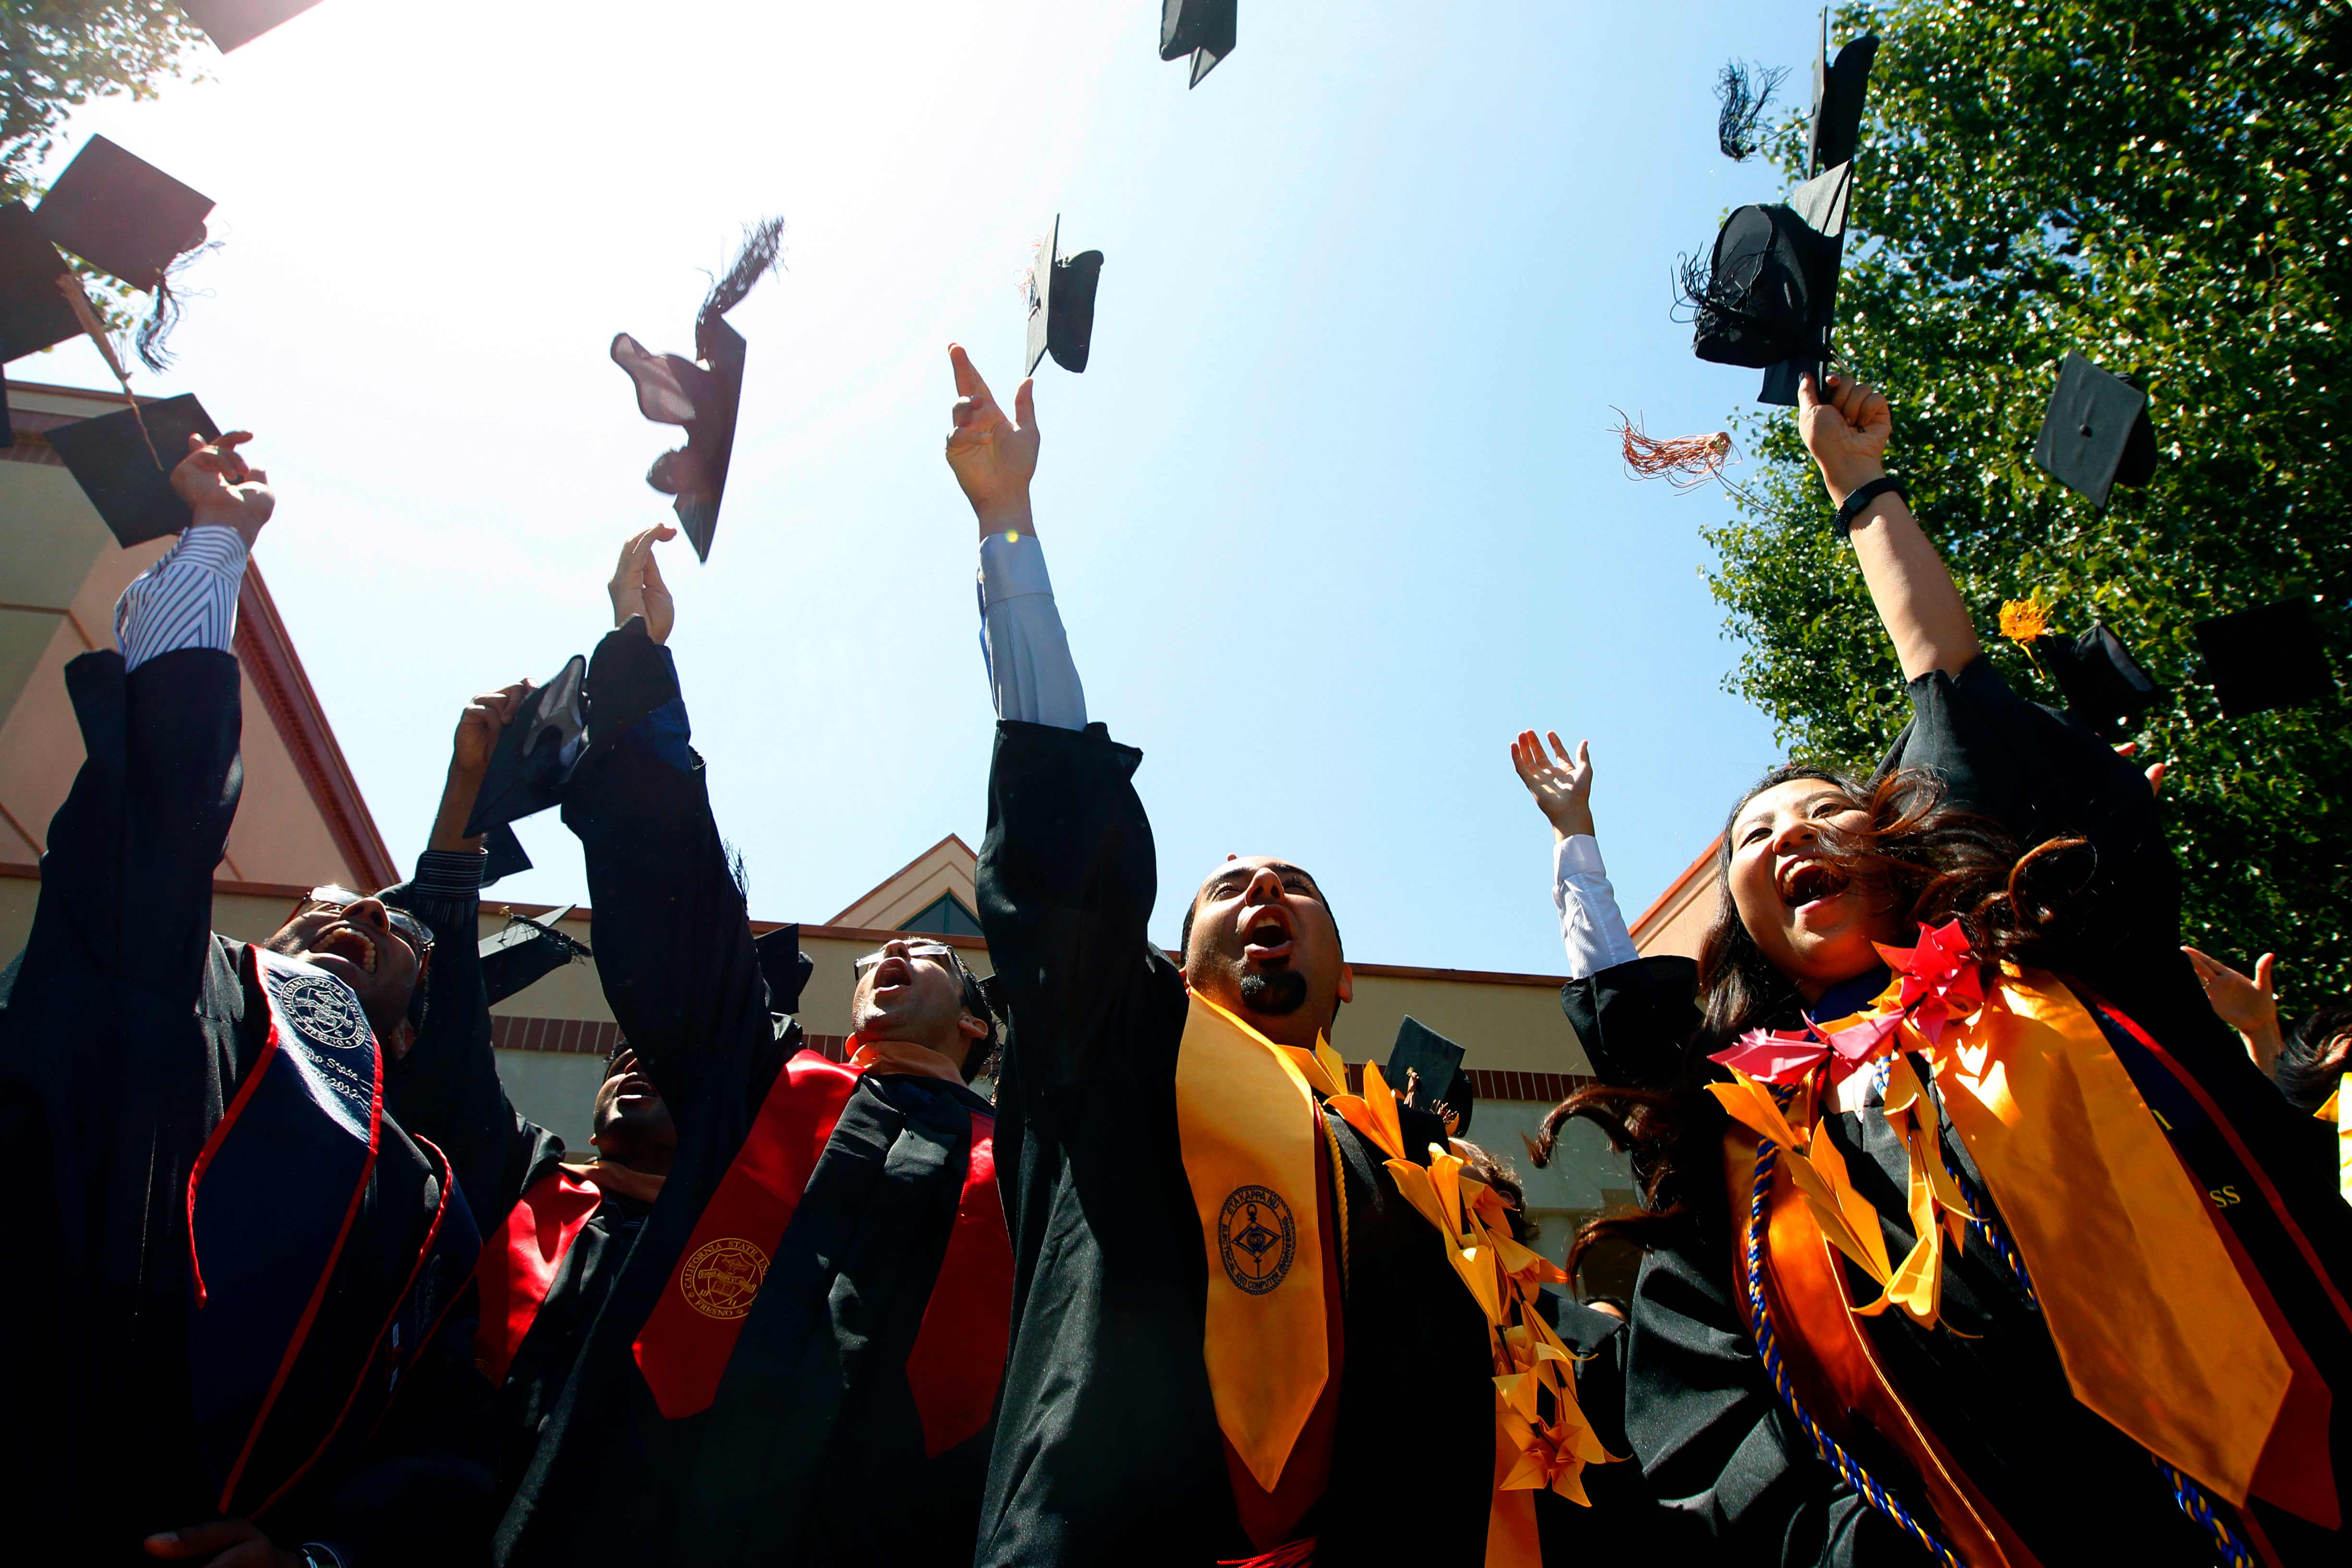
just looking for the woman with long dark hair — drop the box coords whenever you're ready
[1517,375,2352,1567]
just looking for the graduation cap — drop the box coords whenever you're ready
[1684,160,1853,405]
[175,0,328,52]
[478,906,592,1007]
[45,393,222,547]
[1023,215,1103,377]
[33,136,214,371]
[0,201,84,365]
[1160,0,1236,87]
[612,217,783,563]
[754,924,813,1017]
[2034,622,2164,743]
[480,822,532,888]
[463,655,588,837]
[1387,1016,1475,1136]
[2032,352,2157,508]
[2194,599,2338,719]
[1807,11,1880,176]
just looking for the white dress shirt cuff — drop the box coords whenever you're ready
[1552,834,1642,981]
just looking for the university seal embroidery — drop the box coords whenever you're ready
[680,1237,770,1321]
[272,971,370,1050]
[1217,1185,1297,1296]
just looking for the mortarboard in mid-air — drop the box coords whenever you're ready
[2032,351,2158,508]
[612,218,784,563]
[1024,215,1104,378]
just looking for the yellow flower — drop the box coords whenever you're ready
[1997,591,2057,644]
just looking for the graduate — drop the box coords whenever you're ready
[373,680,674,1509]
[1526,376,2352,1566]
[0,433,491,1568]
[493,526,1012,1568]
[943,344,1607,1568]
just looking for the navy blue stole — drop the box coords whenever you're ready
[185,948,384,1513]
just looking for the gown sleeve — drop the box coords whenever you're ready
[1623,1219,1933,1568]
[381,849,566,1228]
[975,719,1179,1104]
[560,617,779,1135]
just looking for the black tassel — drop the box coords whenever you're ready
[133,241,219,372]
[699,216,786,327]
[1715,59,1788,162]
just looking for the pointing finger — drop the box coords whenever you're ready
[949,343,992,405]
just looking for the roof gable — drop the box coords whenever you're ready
[829,833,980,931]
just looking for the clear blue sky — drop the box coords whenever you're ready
[26,0,1833,972]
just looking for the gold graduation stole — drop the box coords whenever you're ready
[1710,924,2300,1513]
[1173,993,1343,1494]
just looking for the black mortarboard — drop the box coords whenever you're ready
[1686,161,1853,405]
[478,907,592,1007]
[480,822,532,888]
[464,654,588,837]
[1387,1016,1475,1136]
[1160,0,1235,86]
[612,218,782,564]
[1807,12,1880,175]
[175,0,327,52]
[753,924,813,1016]
[45,393,220,546]
[1023,215,1103,377]
[0,202,83,364]
[34,137,212,293]
[2034,622,2164,743]
[2032,351,2157,508]
[2194,600,2338,719]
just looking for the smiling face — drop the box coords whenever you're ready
[262,891,427,1044]
[849,939,986,1071]
[1182,857,1352,1050]
[593,1047,677,1172]
[1726,778,1901,1001]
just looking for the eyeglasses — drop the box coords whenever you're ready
[295,885,435,961]
[853,942,958,977]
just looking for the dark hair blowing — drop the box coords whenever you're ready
[1528,761,2092,1276]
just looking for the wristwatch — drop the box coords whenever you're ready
[296,1545,347,1568]
[1833,475,1909,539]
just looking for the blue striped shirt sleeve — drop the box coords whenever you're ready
[114,525,250,671]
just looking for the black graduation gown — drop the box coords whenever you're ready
[972,717,1495,1568]
[378,868,650,1505]
[1617,657,2352,1566]
[494,619,1000,1568]
[0,647,492,1565]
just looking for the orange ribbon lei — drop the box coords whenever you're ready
[1708,921,2299,1512]
[1324,1065,1617,1566]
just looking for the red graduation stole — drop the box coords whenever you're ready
[631,1048,1010,1455]
[473,1167,604,1386]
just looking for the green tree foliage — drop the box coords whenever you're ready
[1703,0,2352,1000]
[2,1,205,205]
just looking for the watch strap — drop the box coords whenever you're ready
[1834,475,1909,539]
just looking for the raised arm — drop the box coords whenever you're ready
[562,525,776,1132]
[22,433,270,1017]
[1511,730,1641,980]
[945,343,1086,729]
[381,680,565,1229]
[1800,374,1981,682]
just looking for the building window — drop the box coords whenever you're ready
[899,894,984,939]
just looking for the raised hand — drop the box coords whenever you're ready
[2183,947,2284,1075]
[1510,730,1597,841]
[944,343,1038,534]
[452,680,534,777]
[610,523,677,645]
[170,430,274,545]
[1797,372,1891,503]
